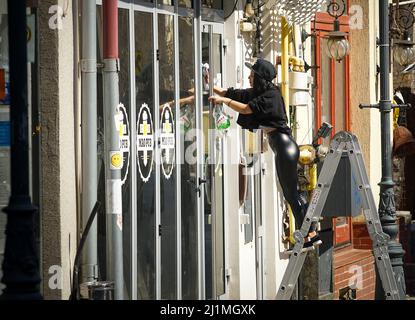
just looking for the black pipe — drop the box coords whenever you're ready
[0,0,42,300]
[375,0,406,300]
[70,201,101,300]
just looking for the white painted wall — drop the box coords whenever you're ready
[58,1,77,299]
[222,6,315,300]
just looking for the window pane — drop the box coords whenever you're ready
[179,0,193,8]
[134,11,156,300]
[0,12,9,296]
[159,0,174,5]
[118,7,132,300]
[158,13,177,300]
[202,0,223,10]
[178,16,198,300]
[320,38,332,148]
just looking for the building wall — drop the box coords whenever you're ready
[349,0,381,211]
[222,5,298,300]
[39,0,77,299]
[333,247,375,300]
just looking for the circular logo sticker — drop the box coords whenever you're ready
[137,103,154,183]
[160,104,175,179]
[118,104,130,185]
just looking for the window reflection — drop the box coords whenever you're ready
[178,16,198,300]
[134,11,156,300]
[179,0,193,8]
[158,13,177,300]
[202,0,223,9]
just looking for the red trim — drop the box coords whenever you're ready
[331,58,336,138]
[103,0,119,59]
[315,33,322,144]
[345,51,351,131]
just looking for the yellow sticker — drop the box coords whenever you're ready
[110,151,123,170]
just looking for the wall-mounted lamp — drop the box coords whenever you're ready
[325,0,350,62]
[393,31,415,66]
[390,3,415,67]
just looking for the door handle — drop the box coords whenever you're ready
[187,178,206,197]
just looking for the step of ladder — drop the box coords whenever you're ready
[275,131,400,300]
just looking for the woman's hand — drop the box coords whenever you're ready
[213,86,227,97]
[208,95,227,105]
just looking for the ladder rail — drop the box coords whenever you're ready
[275,132,401,300]
[345,137,400,300]
[276,139,345,300]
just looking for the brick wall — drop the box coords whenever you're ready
[333,247,376,300]
[353,222,373,250]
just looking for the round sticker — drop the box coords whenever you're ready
[137,103,154,183]
[160,104,175,179]
[118,104,130,185]
[110,151,123,170]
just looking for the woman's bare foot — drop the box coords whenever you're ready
[307,231,317,239]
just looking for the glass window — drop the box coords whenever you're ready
[178,16,198,300]
[159,0,174,5]
[320,38,332,148]
[134,11,156,300]
[179,0,193,8]
[118,7,132,300]
[0,11,9,296]
[158,13,177,300]
[202,0,223,9]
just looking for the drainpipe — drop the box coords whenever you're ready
[281,17,296,244]
[0,0,42,300]
[103,0,124,300]
[281,17,290,116]
[80,0,98,284]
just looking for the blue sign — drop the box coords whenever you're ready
[0,121,10,147]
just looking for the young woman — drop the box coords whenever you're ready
[209,58,320,249]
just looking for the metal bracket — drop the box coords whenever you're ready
[80,59,97,73]
[359,103,412,110]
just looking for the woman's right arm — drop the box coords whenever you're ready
[214,86,227,97]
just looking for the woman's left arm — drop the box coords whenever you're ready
[208,96,253,115]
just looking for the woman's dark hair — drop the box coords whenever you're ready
[253,74,275,95]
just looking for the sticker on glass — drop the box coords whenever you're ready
[137,103,154,183]
[117,103,130,185]
[160,104,175,179]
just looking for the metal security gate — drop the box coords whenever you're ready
[95,0,228,300]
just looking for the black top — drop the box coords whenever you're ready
[225,86,292,135]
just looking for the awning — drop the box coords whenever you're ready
[266,0,327,25]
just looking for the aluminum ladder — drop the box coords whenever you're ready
[275,131,400,300]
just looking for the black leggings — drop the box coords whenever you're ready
[268,131,316,233]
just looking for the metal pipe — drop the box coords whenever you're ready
[102,0,124,300]
[281,17,290,115]
[1,0,42,300]
[281,17,295,244]
[376,0,406,300]
[81,0,98,284]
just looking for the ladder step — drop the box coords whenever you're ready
[283,245,316,256]
[276,132,400,300]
